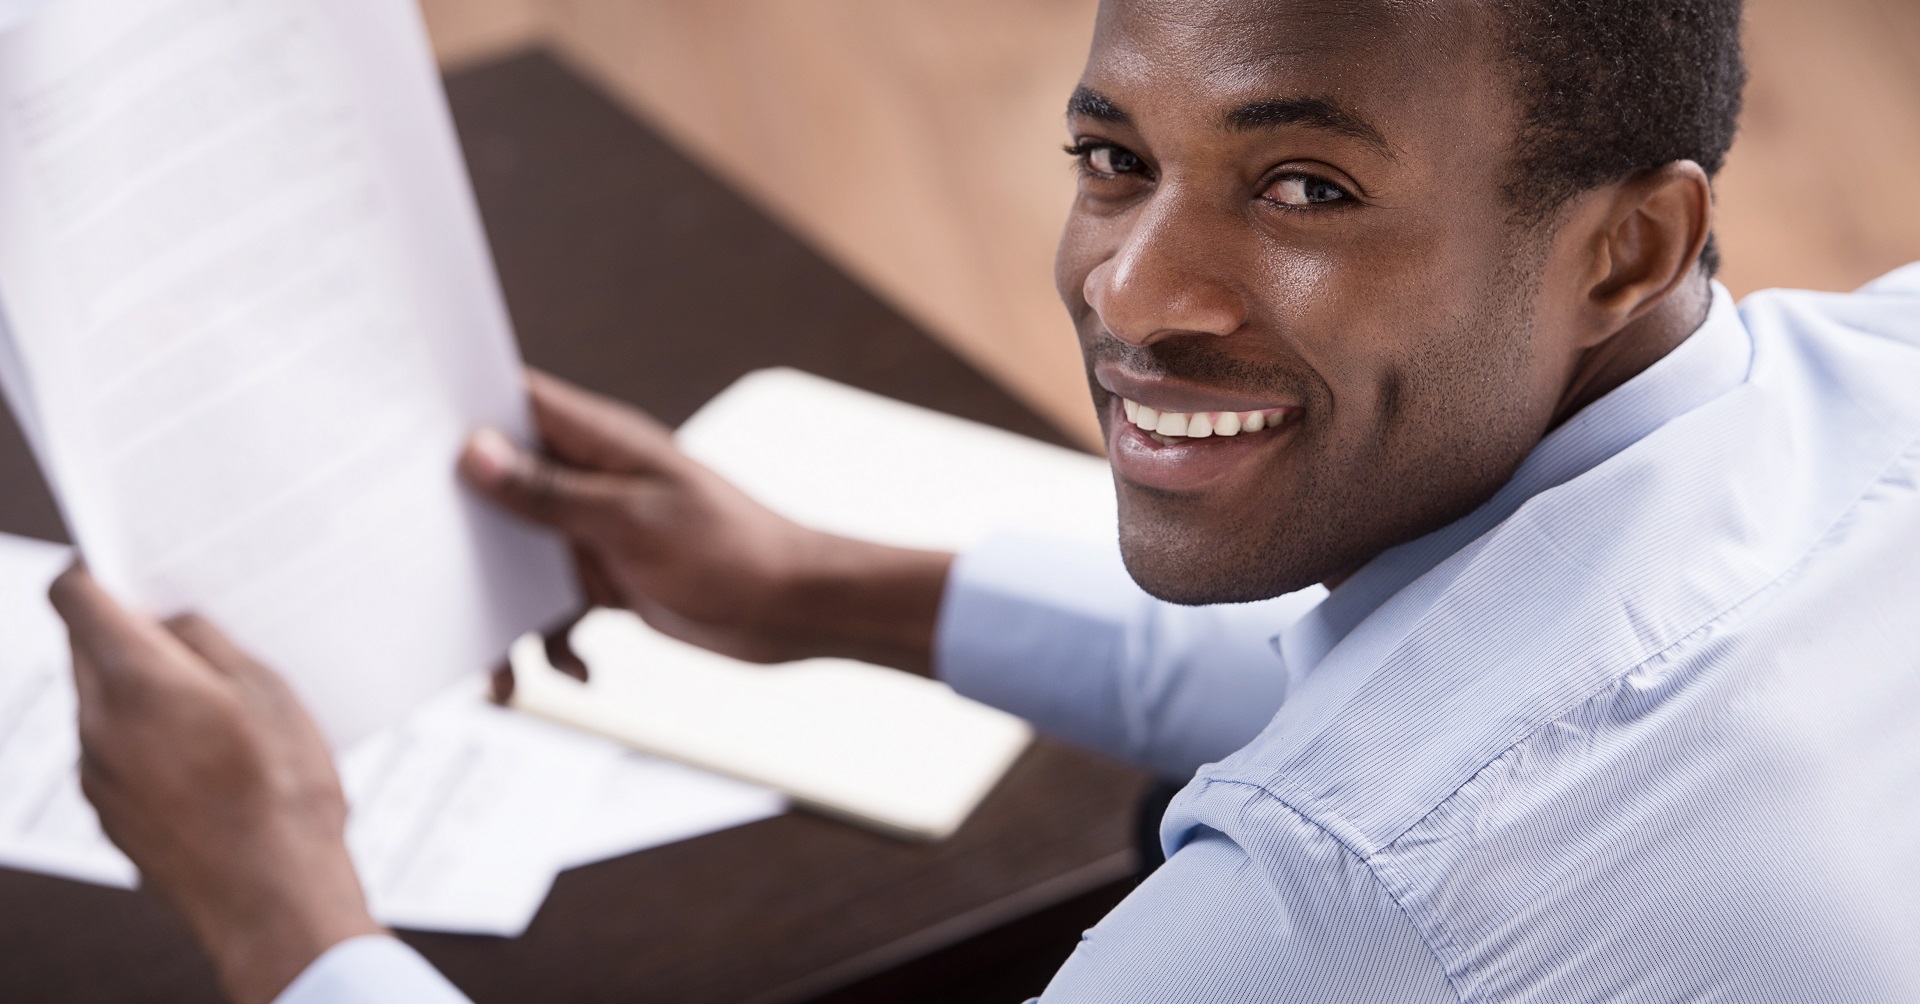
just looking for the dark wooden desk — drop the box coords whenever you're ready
[0,51,1150,1004]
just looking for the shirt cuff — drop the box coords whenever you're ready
[274,934,471,1004]
[935,531,1321,779]
[934,531,1145,757]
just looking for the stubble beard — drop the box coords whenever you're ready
[1112,251,1547,606]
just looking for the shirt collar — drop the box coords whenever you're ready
[1277,281,1754,677]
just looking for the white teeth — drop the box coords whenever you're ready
[1118,398,1284,439]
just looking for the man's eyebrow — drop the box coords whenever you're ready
[1066,86,1130,126]
[1223,97,1396,158]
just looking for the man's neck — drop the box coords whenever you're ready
[1552,273,1714,430]
[1322,272,1719,594]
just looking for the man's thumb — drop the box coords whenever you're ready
[460,427,622,534]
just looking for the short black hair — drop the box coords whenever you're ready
[1495,0,1747,273]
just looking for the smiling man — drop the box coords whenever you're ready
[48,0,1920,1001]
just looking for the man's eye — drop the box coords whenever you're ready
[1072,143,1144,177]
[1264,173,1350,207]
[1089,146,1142,175]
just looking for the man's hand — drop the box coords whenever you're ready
[50,566,381,1004]
[460,371,953,675]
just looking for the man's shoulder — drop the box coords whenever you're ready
[1162,266,1920,996]
[1178,524,1920,997]
[1177,590,1920,999]
[1167,276,1920,998]
[1740,260,1920,357]
[1180,265,1920,841]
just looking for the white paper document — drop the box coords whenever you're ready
[338,685,610,936]
[512,370,1120,840]
[340,684,783,933]
[0,0,52,36]
[0,0,577,745]
[0,533,784,935]
[556,745,786,870]
[0,533,134,888]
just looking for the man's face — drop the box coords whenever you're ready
[1061,0,1579,604]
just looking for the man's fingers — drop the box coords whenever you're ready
[166,614,268,682]
[572,545,623,608]
[460,431,633,535]
[76,754,129,845]
[71,645,116,741]
[49,563,200,693]
[525,369,679,474]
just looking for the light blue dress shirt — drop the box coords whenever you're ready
[279,266,1920,1003]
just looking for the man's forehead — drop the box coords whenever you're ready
[1080,0,1498,152]
[1096,0,1439,48]
[1085,0,1473,105]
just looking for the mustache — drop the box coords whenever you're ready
[1087,335,1313,400]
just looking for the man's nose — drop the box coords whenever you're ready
[1083,194,1248,347]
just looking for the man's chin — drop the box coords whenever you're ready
[1116,521,1310,607]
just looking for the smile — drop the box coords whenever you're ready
[1106,395,1299,493]
[1117,397,1293,443]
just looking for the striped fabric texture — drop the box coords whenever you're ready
[943,271,1920,1001]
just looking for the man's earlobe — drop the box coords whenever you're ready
[1583,160,1714,335]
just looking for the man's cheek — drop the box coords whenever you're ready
[1053,225,1105,311]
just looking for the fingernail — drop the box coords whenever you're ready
[465,428,518,487]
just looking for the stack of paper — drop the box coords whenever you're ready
[0,0,576,746]
[0,531,785,936]
[511,369,1119,840]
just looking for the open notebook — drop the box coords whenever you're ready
[511,369,1119,840]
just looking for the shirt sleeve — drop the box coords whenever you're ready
[934,531,1324,779]
[1038,796,1456,1004]
[273,935,471,1004]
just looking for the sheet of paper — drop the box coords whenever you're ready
[338,682,610,937]
[0,532,783,934]
[0,0,577,745]
[557,748,786,870]
[340,683,783,934]
[0,0,49,35]
[0,533,134,887]
[677,368,1119,553]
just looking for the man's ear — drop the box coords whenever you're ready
[1572,160,1713,347]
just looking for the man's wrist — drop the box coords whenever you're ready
[207,909,384,1004]
[771,532,955,676]
[190,855,383,1004]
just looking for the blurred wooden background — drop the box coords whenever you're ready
[419,0,1920,448]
